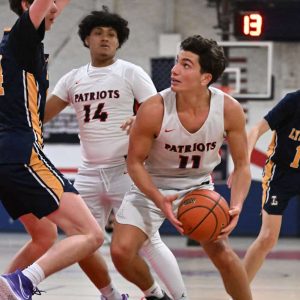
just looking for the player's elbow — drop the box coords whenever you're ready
[127,160,139,177]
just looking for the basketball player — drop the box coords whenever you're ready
[111,35,253,300]
[0,1,103,300]
[44,8,187,300]
[239,90,300,283]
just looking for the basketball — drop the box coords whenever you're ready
[177,189,230,243]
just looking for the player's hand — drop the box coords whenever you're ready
[120,116,136,135]
[217,206,240,239]
[159,194,184,235]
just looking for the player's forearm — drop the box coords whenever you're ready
[247,128,261,160]
[29,0,54,28]
[247,119,270,159]
[229,164,251,211]
[44,97,68,123]
[127,162,164,208]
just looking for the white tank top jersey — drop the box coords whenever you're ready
[145,87,225,190]
[52,59,157,167]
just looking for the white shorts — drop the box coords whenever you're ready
[74,163,131,229]
[116,181,214,237]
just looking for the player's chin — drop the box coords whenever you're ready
[45,24,52,31]
[171,83,186,93]
[170,84,181,92]
[45,20,54,31]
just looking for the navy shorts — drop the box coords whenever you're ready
[262,160,300,215]
[0,145,78,220]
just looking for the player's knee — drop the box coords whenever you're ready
[80,225,104,253]
[257,232,278,251]
[204,241,237,270]
[111,240,133,267]
[89,226,104,251]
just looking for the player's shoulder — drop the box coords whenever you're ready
[283,89,300,102]
[116,59,146,73]
[209,86,224,95]
[61,64,88,82]
[274,89,300,110]
[217,89,245,128]
[70,64,88,75]
[208,86,240,111]
[7,11,37,43]
[116,58,138,68]
[136,94,163,129]
[222,91,242,111]
[139,93,163,113]
[14,11,31,28]
[287,89,300,97]
[159,87,172,96]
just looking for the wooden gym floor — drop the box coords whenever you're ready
[0,233,299,299]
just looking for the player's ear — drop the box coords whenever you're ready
[200,73,212,86]
[84,37,90,48]
[21,0,30,12]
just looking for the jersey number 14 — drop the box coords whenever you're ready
[83,103,108,123]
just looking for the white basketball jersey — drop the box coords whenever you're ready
[145,87,225,189]
[52,59,156,167]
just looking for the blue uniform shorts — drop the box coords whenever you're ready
[0,145,78,220]
[262,160,300,215]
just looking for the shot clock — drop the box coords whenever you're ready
[233,1,300,41]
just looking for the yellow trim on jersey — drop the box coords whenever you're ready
[262,159,275,208]
[261,132,278,207]
[26,73,43,146]
[28,147,64,204]
[266,132,277,158]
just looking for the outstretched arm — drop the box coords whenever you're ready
[29,0,70,29]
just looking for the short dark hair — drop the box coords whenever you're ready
[180,35,227,85]
[78,6,130,48]
[9,0,34,16]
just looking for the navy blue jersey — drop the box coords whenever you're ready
[0,11,48,164]
[264,90,300,171]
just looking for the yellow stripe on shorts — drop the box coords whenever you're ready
[26,145,64,204]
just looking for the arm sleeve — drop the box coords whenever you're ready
[131,66,157,103]
[51,72,73,103]
[264,91,300,130]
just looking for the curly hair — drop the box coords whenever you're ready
[9,0,34,16]
[180,35,227,85]
[78,6,130,49]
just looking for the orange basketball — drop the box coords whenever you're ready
[177,189,230,243]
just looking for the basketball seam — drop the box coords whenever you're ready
[178,193,229,242]
[180,192,230,223]
[186,201,219,237]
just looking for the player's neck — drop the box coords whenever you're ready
[176,87,210,107]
